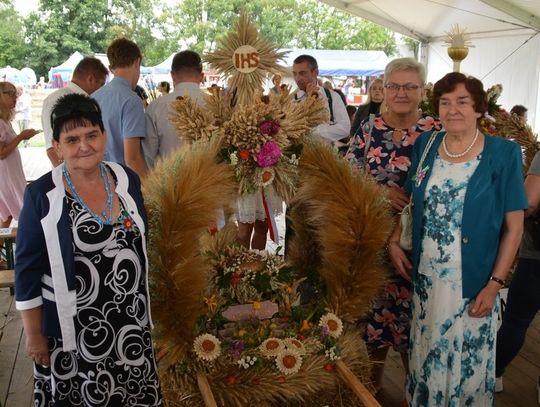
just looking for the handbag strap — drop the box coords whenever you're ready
[362,113,376,164]
[416,131,439,181]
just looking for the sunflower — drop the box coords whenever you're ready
[193,334,221,362]
[275,349,303,375]
[319,313,344,338]
[284,337,306,355]
[259,337,285,358]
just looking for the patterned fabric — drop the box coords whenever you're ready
[407,155,497,406]
[345,113,441,187]
[33,196,162,407]
[365,275,412,352]
[349,113,441,352]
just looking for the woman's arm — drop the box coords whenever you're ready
[387,217,413,281]
[20,307,49,366]
[469,209,524,317]
[0,129,39,159]
[524,173,540,217]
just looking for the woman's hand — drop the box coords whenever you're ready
[385,185,410,212]
[20,128,41,140]
[388,241,412,281]
[468,283,499,318]
[26,332,50,366]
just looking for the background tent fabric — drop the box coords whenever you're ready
[0,66,29,85]
[21,67,37,86]
[48,51,153,82]
[282,49,389,76]
[48,51,85,82]
[319,0,540,131]
[149,49,389,77]
[150,53,176,75]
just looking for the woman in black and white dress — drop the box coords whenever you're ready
[15,93,162,406]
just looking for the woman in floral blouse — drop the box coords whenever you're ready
[345,57,441,394]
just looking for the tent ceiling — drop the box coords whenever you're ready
[320,0,540,42]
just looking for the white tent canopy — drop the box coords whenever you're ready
[282,49,389,76]
[320,0,540,131]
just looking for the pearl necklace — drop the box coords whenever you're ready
[442,128,479,158]
[63,162,113,225]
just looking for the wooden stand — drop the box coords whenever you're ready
[335,359,381,407]
[197,371,218,407]
[195,360,381,407]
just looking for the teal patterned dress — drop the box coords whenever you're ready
[407,154,497,406]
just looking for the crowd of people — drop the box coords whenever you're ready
[0,34,536,406]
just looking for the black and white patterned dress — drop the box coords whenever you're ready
[33,195,162,407]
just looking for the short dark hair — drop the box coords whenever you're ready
[73,57,108,80]
[159,81,171,93]
[432,72,487,116]
[107,38,142,69]
[171,50,202,74]
[293,54,318,70]
[510,104,527,116]
[51,94,104,142]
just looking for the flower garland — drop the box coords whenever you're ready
[189,242,346,376]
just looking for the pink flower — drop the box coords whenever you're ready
[391,326,407,345]
[389,151,411,172]
[367,146,387,164]
[373,309,396,327]
[258,119,280,136]
[256,141,282,167]
[366,324,383,342]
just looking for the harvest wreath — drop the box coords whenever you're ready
[143,12,393,407]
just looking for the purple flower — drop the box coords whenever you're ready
[320,325,329,340]
[258,119,280,136]
[256,141,282,167]
[230,340,245,360]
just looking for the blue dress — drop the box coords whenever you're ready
[407,154,497,406]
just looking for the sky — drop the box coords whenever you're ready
[14,0,39,16]
[14,0,181,16]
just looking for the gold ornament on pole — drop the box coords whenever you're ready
[444,25,474,72]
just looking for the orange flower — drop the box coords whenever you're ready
[239,149,250,160]
[300,319,311,332]
[262,170,273,183]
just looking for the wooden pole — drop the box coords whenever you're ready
[196,371,218,407]
[335,359,381,407]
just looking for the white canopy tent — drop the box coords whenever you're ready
[320,0,540,131]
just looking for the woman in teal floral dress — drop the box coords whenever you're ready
[345,57,440,393]
[388,72,527,406]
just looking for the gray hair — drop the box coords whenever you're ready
[384,57,426,86]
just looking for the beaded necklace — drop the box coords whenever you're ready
[442,128,479,159]
[63,162,113,225]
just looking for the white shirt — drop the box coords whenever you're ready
[143,82,207,168]
[41,82,87,149]
[15,92,31,122]
[295,87,349,142]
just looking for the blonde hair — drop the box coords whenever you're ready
[384,57,426,86]
[0,82,15,121]
[364,77,384,105]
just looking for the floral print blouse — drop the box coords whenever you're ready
[345,113,441,187]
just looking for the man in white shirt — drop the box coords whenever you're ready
[41,57,108,167]
[143,50,206,168]
[292,54,349,143]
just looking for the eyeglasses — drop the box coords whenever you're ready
[2,91,17,98]
[384,83,421,93]
[51,98,102,138]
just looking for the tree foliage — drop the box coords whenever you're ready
[4,0,398,78]
[0,0,27,68]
